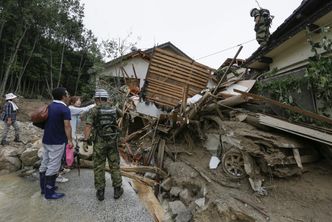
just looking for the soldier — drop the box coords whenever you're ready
[250,8,273,47]
[82,89,123,201]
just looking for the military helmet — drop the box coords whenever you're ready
[261,9,270,17]
[250,8,260,17]
[94,89,109,98]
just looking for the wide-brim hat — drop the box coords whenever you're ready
[5,93,17,100]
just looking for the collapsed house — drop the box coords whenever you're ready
[92,1,332,220]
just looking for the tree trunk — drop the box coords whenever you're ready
[0,21,5,42]
[22,78,27,96]
[15,37,38,94]
[74,53,85,95]
[57,41,66,87]
[0,27,27,96]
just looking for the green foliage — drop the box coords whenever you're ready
[305,25,332,112]
[254,25,332,125]
[0,0,102,98]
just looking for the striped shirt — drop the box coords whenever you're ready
[1,101,17,122]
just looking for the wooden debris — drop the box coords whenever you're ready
[121,166,168,178]
[132,180,165,222]
[257,114,332,146]
[235,89,332,125]
[79,160,159,186]
[292,148,303,169]
[125,124,151,142]
[213,45,243,94]
[231,194,270,221]
[157,139,165,169]
[180,158,212,183]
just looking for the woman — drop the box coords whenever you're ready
[57,96,95,183]
[69,96,96,142]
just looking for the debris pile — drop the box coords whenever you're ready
[113,48,332,221]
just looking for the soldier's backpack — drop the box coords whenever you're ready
[96,107,118,140]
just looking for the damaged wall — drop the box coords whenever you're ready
[144,48,213,108]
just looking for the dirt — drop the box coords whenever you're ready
[179,139,332,222]
[4,98,332,222]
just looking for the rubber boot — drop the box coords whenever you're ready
[45,175,65,199]
[40,172,46,194]
[1,139,9,146]
[96,188,105,201]
[114,186,123,199]
[40,172,57,194]
[14,135,21,142]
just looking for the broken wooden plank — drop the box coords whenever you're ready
[292,148,303,169]
[79,160,158,186]
[122,166,168,178]
[235,89,332,125]
[213,46,243,94]
[157,139,165,169]
[258,114,332,146]
[231,194,270,221]
[132,64,138,79]
[132,180,165,222]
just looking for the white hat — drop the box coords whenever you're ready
[5,93,17,100]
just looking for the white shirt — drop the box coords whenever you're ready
[69,104,95,140]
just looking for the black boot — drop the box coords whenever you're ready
[1,139,8,146]
[14,135,21,142]
[96,188,105,201]
[114,186,123,199]
[45,175,65,199]
[39,172,46,194]
[40,172,57,194]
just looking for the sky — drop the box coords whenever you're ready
[80,0,303,69]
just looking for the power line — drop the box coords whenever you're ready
[196,21,332,61]
[196,38,256,60]
[254,0,262,9]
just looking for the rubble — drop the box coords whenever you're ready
[109,45,332,220]
[1,43,331,221]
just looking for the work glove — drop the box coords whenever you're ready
[83,141,89,152]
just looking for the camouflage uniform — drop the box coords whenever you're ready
[252,8,272,46]
[85,104,122,190]
[255,15,270,46]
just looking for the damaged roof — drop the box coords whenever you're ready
[105,41,192,67]
[143,48,213,108]
[245,0,332,68]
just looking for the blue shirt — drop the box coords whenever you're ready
[42,102,71,145]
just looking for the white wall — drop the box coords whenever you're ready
[267,11,332,74]
[99,57,150,88]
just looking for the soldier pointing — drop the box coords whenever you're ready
[83,89,123,201]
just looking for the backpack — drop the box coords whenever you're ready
[95,107,118,140]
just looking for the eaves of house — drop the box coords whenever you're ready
[104,41,192,68]
[245,0,332,70]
